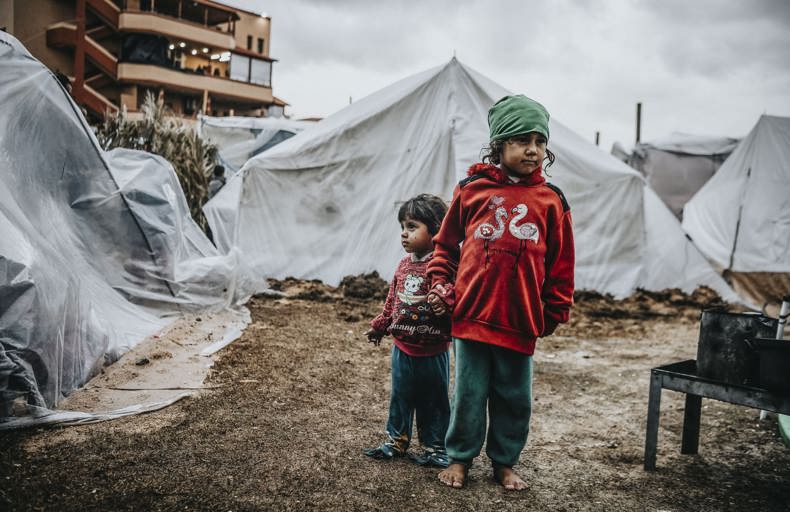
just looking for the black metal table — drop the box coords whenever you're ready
[644,359,790,470]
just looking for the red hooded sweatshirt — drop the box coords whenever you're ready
[427,163,575,355]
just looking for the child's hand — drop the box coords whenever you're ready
[541,317,559,337]
[365,328,384,346]
[427,291,447,316]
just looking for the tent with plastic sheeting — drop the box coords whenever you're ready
[683,115,790,306]
[198,115,315,173]
[0,33,259,423]
[204,58,741,304]
[629,133,739,218]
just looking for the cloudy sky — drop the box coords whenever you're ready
[225,0,790,151]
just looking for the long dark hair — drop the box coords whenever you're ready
[398,194,448,235]
[480,139,556,170]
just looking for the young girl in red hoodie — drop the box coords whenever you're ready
[427,95,574,490]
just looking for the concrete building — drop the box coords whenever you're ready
[0,0,287,119]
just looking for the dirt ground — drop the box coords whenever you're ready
[1,278,789,511]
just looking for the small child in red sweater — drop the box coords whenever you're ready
[427,95,575,490]
[363,193,451,467]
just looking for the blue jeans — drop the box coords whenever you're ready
[386,345,450,453]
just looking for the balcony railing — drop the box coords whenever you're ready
[117,0,239,33]
[117,62,273,104]
[121,41,272,89]
[118,11,235,49]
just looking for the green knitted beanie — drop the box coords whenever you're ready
[488,94,550,142]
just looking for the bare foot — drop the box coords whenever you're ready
[494,466,528,491]
[438,463,467,489]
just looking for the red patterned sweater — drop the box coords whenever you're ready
[370,254,451,357]
[427,163,575,355]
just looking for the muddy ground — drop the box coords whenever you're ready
[1,279,788,511]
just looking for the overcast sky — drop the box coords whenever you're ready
[225,0,790,151]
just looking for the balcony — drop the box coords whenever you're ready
[118,11,235,50]
[50,21,272,105]
[122,0,239,27]
[117,62,273,104]
[86,0,238,49]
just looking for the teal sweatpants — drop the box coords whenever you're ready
[445,337,533,468]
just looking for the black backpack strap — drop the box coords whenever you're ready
[459,174,485,189]
[546,183,570,212]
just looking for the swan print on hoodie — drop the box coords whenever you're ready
[474,195,540,269]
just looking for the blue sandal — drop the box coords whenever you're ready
[410,449,449,468]
[363,443,405,460]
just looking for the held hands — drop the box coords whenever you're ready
[427,285,448,316]
[427,282,454,316]
[365,328,385,346]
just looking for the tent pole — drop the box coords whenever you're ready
[727,167,751,271]
[636,102,642,144]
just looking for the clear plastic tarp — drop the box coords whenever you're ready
[103,148,260,308]
[198,115,315,173]
[204,58,742,304]
[0,33,259,421]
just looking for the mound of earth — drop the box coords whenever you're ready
[266,272,389,302]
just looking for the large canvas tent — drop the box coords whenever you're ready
[0,33,256,421]
[629,134,739,218]
[683,115,790,305]
[198,115,315,173]
[205,58,740,303]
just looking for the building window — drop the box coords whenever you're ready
[246,35,252,50]
[268,105,285,118]
[250,59,271,87]
[257,38,264,54]
[228,52,272,87]
[230,53,250,82]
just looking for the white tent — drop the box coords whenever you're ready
[198,115,315,173]
[683,115,790,304]
[205,58,740,303]
[628,133,739,218]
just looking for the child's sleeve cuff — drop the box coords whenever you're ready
[370,315,390,333]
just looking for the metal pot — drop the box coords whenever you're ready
[745,337,790,392]
[696,310,777,386]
